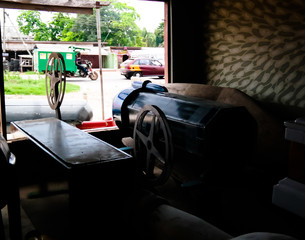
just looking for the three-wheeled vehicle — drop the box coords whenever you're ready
[33,46,98,80]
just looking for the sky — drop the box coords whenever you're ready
[123,0,164,32]
[2,0,164,33]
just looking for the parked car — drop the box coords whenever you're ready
[120,58,164,79]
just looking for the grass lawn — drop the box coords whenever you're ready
[4,71,80,95]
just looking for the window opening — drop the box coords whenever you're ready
[0,0,165,140]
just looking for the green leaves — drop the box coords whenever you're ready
[16,0,164,47]
[17,11,48,40]
[155,22,164,47]
[17,10,73,41]
[49,13,74,41]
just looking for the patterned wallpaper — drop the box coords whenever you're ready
[205,0,305,111]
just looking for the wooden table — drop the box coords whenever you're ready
[12,117,131,169]
[12,117,134,239]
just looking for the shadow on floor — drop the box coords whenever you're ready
[2,182,69,240]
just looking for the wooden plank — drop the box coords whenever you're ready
[0,0,110,14]
[1,0,111,7]
[0,2,92,14]
[1,0,96,8]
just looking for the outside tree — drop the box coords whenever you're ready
[17,11,73,41]
[49,13,74,41]
[16,0,163,47]
[17,11,49,41]
[155,22,164,47]
[142,28,156,47]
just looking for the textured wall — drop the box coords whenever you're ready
[205,0,305,111]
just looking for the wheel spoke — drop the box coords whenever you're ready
[135,128,148,146]
[49,80,56,93]
[151,145,165,164]
[146,151,155,176]
[148,114,156,140]
[46,72,52,79]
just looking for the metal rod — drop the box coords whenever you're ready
[96,5,105,120]
[55,82,62,120]
[56,108,62,120]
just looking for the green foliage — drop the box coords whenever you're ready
[109,1,142,46]
[155,22,164,47]
[49,13,74,41]
[69,0,143,46]
[17,11,73,41]
[16,0,164,47]
[141,22,164,47]
[17,11,49,41]
[142,28,156,47]
[69,14,97,42]
[4,71,80,95]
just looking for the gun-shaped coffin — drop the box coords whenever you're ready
[113,82,257,184]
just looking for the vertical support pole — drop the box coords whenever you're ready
[168,0,173,84]
[96,3,105,120]
[2,9,6,53]
[164,2,169,84]
[0,20,7,139]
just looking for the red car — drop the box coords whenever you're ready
[120,58,164,79]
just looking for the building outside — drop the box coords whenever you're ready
[3,40,165,71]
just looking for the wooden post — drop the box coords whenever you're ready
[0,21,7,139]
